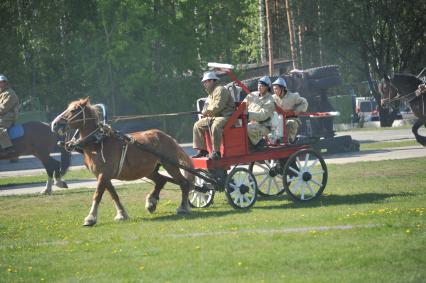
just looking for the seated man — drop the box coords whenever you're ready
[0,74,19,157]
[243,76,275,150]
[192,71,235,160]
[272,77,308,143]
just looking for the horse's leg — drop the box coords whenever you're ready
[104,179,129,221]
[145,170,167,213]
[38,156,58,195]
[412,120,426,146]
[84,173,108,226]
[162,164,191,214]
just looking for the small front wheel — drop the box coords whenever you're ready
[283,149,327,201]
[189,169,215,208]
[225,167,258,209]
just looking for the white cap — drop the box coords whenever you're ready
[201,71,219,82]
[0,74,8,82]
[258,76,271,87]
[272,77,287,88]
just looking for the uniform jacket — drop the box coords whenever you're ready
[244,91,275,127]
[0,87,19,123]
[202,85,235,117]
[273,91,308,112]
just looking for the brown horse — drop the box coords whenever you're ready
[51,98,194,226]
[379,73,426,145]
[1,121,70,194]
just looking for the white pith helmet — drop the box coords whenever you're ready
[0,74,8,82]
[272,77,287,88]
[258,76,271,87]
[201,71,219,82]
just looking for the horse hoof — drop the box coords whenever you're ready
[176,207,191,214]
[40,189,52,195]
[83,216,96,226]
[145,195,158,214]
[146,205,156,214]
[114,213,129,221]
[55,181,68,189]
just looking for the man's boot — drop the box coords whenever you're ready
[209,151,221,160]
[192,149,209,158]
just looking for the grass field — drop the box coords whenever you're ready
[1,158,425,282]
[0,139,420,187]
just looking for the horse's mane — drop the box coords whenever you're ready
[392,73,423,94]
[72,98,100,122]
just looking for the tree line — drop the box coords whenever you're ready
[1,0,425,139]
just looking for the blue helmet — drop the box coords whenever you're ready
[258,76,271,87]
[272,77,287,88]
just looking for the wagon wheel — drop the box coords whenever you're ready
[283,149,327,201]
[249,160,286,196]
[189,169,215,208]
[225,167,258,209]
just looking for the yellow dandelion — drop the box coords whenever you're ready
[139,265,145,271]
[238,262,243,266]
[406,229,410,233]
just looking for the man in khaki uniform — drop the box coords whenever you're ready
[272,77,308,143]
[193,71,235,160]
[243,76,275,149]
[0,74,19,157]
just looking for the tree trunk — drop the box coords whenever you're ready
[265,0,274,75]
[285,0,297,69]
[259,0,267,63]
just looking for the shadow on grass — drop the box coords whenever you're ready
[255,192,415,210]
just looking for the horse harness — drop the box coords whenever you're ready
[382,79,426,116]
[64,124,129,177]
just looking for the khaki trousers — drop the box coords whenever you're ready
[247,122,270,145]
[0,120,14,149]
[286,119,300,143]
[193,117,228,152]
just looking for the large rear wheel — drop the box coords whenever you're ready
[283,149,327,201]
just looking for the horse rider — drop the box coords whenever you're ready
[272,77,308,143]
[0,74,19,157]
[243,76,275,150]
[192,71,235,160]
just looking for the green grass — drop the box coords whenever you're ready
[0,158,425,282]
[360,140,418,151]
[0,140,420,187]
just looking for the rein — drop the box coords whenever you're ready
[111,111,200,122]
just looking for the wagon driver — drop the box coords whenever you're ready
[272,77,308,143]
[0,74,19,157]
[192,71,235,160]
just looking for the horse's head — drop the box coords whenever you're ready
[51,97,99,135]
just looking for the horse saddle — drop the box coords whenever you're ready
[7,124,24,140]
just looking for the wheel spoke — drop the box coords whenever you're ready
[289,165,300,175]
[310,169,325,176]
[310,178,323,188]
[306,182,316,196]
[307,159,319,170]
[303,153,310,170]
[258,176,269,188]
[300,184,306,200]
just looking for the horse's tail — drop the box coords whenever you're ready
[175,143,195,187]
[59,146,72,176]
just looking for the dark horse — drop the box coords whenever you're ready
[1,122,71,193]
[51,98,194,226]
[379,73,426,146]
